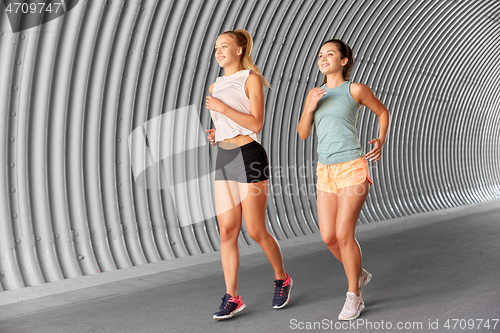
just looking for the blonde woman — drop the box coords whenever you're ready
[206,29,292,320]
[297,39,389,320]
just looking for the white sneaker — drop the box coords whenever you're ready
[338,292,364,320]
[358,268,372,297]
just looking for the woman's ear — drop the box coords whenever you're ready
[237,47,243,56]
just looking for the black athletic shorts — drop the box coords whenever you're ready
[214,140,270,183]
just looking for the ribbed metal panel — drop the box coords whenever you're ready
[0,0,499,291]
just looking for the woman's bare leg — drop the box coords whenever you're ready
[215,180,242,297]
[317,189,343,262]
[335,180,370,296]
[238,180,286,280]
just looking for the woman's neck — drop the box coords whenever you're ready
[224,63,243,76]
[324,73,346,89]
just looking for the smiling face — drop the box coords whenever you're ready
[214,34,242,68]
[318,42,348,76]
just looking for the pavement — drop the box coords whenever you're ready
[0,199,499,333]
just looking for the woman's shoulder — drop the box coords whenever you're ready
[245,71,264,88]
[246,71,260,81]
[349,82,370,92]
[348,82,376,106]
[349,82,372,96]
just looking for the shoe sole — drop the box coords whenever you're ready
[273,278,293,309]
[338,302,365,321]
[213,303,246,320]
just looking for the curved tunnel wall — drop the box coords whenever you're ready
[0,0,499,291]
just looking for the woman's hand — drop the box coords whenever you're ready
[297,87,326,140]
[206,95,227,113]
[366,138,383,161]
[206,128,216,143]
[306,88,326,113]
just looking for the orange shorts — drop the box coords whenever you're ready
[316,156,373,193]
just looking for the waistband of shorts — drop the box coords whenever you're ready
[317,155,366,167]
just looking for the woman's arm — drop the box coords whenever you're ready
[205,74,264,133]
[206,83,217,146]
[297,87,326,140]
[350,83,390,161]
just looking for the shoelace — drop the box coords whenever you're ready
[343,294,359,311]
[274,281,285,297]
[219,295,231,310]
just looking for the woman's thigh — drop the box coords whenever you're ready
[214,180,242,236]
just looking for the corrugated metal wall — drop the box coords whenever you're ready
[1,0,499,292]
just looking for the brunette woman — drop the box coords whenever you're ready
[297,39,389,320]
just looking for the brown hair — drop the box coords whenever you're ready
[222,29,271,88]
[321,39,354,85]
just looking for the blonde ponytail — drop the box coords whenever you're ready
[223,29,271,88]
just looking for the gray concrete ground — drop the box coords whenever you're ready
[0,200,499,333]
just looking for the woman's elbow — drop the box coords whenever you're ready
[253,123,263,133]
[252,123,263,134]
[297,127,308,140]
[379,108,389,118]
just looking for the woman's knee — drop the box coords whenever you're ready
[336,229,355,248]
[247,228,268,243]
[219,225,240,242]
[321,233,338,248]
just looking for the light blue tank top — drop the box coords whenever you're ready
[313,81,364,165]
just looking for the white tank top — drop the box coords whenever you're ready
[210,69,260,144]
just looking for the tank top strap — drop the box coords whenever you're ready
[234,69,251,87]
[344,80,352,93]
